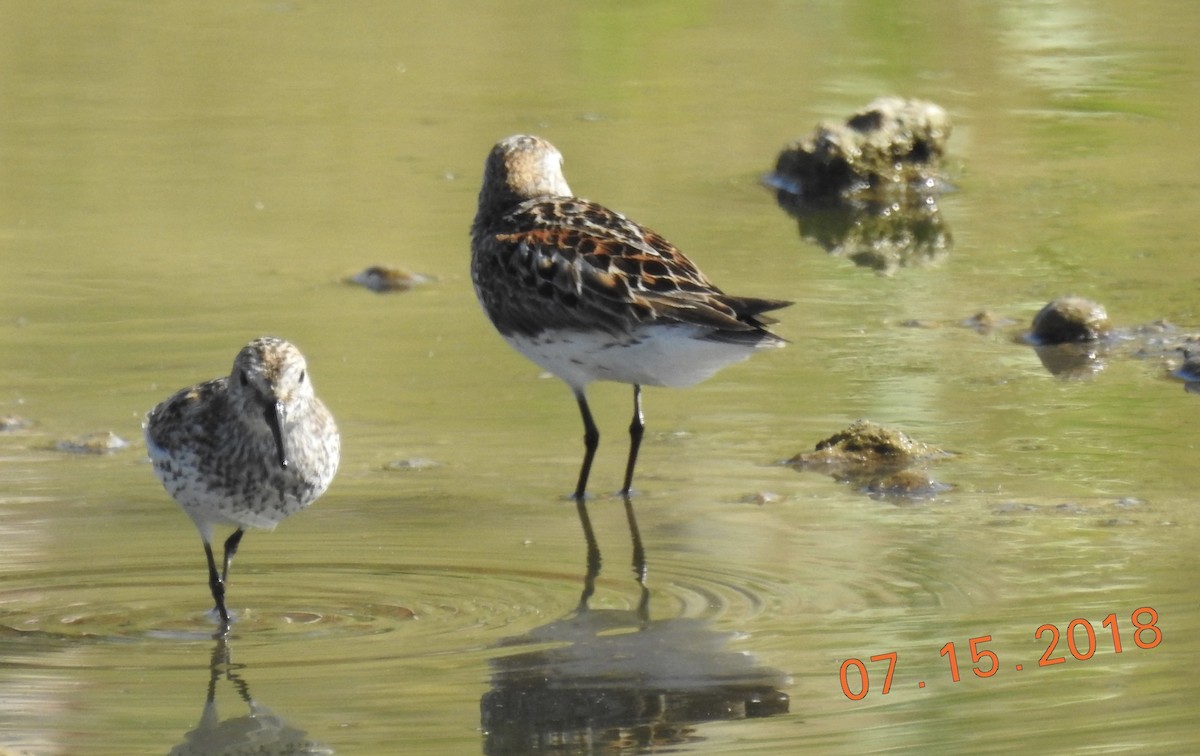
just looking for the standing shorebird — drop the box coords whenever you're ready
[145,337,340,628]
[471,135,790,500]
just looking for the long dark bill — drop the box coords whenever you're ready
[264,400,289,469]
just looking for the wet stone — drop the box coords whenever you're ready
[788,420,950,500]
[963,310,1018,334]
[790,420,942,470]
[1,415,33,432]
[346,265,432,293]
[973,301,1200,382]
[769,97,953,206]
[1027,296,1112,344]
[1171,349,1200,382]
[55,431,130,454]
[744,490,784,506]
[384,457,441,471]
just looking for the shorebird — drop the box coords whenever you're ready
[145,337,340,628]
[471,134,790,500]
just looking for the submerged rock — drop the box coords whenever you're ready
[1018,296,1114,380]
[384,456,441,471]
[1027,296,1113,344]
[1,414,32,432]
[744,490,784,506]
[963,310,1018,334]
[346,265,432,293]
[963,302,1200,384]
[792,420,936,468]
[1172,350,1200,382]
[788,420,950,500]
[54,431,130,455]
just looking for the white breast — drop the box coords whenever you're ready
[505,324,774,391]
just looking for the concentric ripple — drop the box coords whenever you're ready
[0,560,580,656]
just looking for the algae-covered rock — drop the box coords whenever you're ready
[769,97,952,207]
[788,420,951,500]
[791,420,939,469]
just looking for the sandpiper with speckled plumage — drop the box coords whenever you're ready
[471,134,790,500]
[145,336,340,629]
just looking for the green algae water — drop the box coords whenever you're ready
[2,1,1199,752]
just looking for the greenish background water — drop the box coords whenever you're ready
[2,1,1197,753]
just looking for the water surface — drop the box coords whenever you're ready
[2,1,1199,753]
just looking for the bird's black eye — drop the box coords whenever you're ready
[299,369,306,383]
[239,371,250,387]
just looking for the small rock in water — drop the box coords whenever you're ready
[789,419,942,470]
[788,420,951,500]
[1,415,33,432]
[769,97,952,206]
[1021,296,1115,379]
[963,310,1017,334]
[384,457,441,471]
[55,431,130,454]
[1027,296,1112,344]
[1172,349,1200,382]
[346,265,432,293]
[745,490,784,506]
[1114,497,1145,509]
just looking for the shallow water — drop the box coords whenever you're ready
[2,1,1199,753]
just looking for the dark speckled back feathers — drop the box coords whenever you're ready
[471,135,791,343]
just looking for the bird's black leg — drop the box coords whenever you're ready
[221,528,245,585]
[620,384,644,497]
[203,540,230,626]
[573,390,600,501]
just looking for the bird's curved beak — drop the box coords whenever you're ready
[265,400,288,469]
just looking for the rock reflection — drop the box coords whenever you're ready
[1030,342,1109,380]
[480,498,790,754]
[169,636,331,755]
[771,195,952,275]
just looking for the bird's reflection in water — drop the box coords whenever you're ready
[169,635,332,755]
[481,497,790,754]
